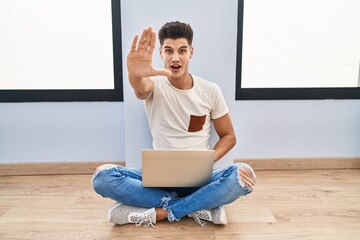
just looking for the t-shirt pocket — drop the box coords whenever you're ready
[188,114,206,132]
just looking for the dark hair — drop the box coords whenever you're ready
[158,21,193,46]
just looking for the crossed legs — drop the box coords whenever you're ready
[92,163,256,223]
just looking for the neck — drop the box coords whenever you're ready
[168,73,193,90]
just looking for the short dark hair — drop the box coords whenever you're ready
[158,21,193,46]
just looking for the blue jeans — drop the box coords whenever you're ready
[92,163,256,222]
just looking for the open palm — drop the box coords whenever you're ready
[127,27,171,78]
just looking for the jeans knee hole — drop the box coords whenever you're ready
[95,164,117,172]
[238,167,255,190]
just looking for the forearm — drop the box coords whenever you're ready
[128,74,153,99]
[213,134,236,162]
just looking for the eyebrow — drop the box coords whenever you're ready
[163,46,188,50]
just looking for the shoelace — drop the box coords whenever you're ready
[129,208,156,228]
[191,210,211,227]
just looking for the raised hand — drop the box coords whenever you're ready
[127,27,171,79]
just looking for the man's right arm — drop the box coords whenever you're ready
[127,27,171,99]
[128,74,154,100]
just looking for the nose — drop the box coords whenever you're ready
[171,52,180,62]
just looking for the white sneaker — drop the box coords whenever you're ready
[188,206,228,227]
[108,202,156,227]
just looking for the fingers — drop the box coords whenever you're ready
[129,27,156,53]
[151,68,172,77]
[138,28,148,50]
[148,32,157,54]
[130,35,139,53]
[142,27,153,51]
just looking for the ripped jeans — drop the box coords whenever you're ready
[92,163,256,222]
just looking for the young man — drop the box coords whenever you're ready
[92,21,256,227]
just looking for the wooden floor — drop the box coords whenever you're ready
[1,169,360,240]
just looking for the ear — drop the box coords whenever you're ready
[189,46,194,59]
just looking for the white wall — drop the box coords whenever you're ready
[0,0,359,165]
[121,0,237,168]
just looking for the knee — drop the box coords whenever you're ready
[237,163,256,191]
[94,164,117,173]
[92,164,117,194]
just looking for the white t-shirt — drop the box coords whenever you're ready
[144,74,229,150]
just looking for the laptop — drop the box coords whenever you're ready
[142,149,215,187]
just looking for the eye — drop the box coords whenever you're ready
[164,49,173,54]
[179,49,187,54]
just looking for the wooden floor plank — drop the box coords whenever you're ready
[0,169,359,239]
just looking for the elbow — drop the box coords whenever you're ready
[134,91,144,99]
[134,90,150,100]
[231,134,237,148]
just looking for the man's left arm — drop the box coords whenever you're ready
[212,113,237,162]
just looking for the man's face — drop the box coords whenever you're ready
[160,38,193,80]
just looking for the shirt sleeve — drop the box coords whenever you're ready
[210,84,229,119]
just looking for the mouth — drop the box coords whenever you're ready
[169,64,182,72]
